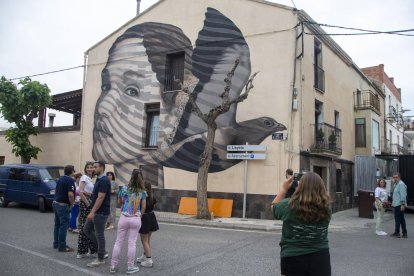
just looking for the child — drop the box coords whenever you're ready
[136,182,159,267]
[271,172,331,276]
[68,173,82,233]
[110,169,147,274]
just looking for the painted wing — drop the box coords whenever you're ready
[172,7,251,143]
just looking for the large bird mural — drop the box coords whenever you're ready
[92,8,286,184]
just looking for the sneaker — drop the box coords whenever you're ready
[380,231,388,236]
[375,231,382,236]
[72,229,80,234]
[76,253,88,259]
[126,266,140,274]
[59,246,75,252]
[140,258,153,267]
[109,266,117,274]
[106,225,114,230]
[402,233,408,238]
[390,232,401,238]
[87,258,105,267]
[104,251,109,259]
[136,254,146,263]
[89,253,97,258]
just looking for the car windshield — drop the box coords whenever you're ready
[39,168,64,181]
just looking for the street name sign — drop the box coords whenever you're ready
[227,145,267,151]
[226,153,266,160]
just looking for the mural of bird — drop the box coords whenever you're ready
[92,8,286,184]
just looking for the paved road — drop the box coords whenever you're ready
[1,204,413,276]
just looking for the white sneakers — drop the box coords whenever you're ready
[376,231,388,236]
[136,254,153,267]
[140,258,153,267]
[136,254,146,263]
[87,258,105,267]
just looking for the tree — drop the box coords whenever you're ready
[181,60,258,219]
[0,76,52,163]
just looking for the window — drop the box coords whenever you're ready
[372,119,380,152]
[164,52,185,91]
[334,111,340,130]
[27,169,40,182]
[355,118,366,147]
[9,168,25,180]
[314,39,324,91]
[145,103,160,148]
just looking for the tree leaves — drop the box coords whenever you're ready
[0,76,51,163]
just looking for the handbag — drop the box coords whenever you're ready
[382,200,391,208]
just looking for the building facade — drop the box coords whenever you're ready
[1,0,400,218]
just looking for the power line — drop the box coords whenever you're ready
[302,20,414,37]
[6,21,413,80]
[10,65,85,81]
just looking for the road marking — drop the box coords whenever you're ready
[159,222,278,235]
[0,241,103,276]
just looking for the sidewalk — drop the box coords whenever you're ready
[154,207,388,232]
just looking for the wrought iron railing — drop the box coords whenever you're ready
[354,90,380,114]
[310,123,342,154]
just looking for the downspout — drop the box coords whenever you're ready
[78,52,89,170]
[287,15,301,169]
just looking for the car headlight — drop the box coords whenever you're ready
[49,189,55,195]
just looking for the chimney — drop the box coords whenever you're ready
[390,77,394,83]
[136,0,141,16]
[48,113,56,127]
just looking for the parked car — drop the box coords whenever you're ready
[0,164,64,212]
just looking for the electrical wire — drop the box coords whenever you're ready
[6,20,413,80]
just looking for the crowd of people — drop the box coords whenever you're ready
[52,161,158,274]
[53,163,407,275]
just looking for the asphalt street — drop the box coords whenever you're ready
[0,204,413,276]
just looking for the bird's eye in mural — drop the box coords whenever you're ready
[264,119,274,127]
[101,84,111,92]
[124,86,140,97]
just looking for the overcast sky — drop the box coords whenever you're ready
[0,0,413,128]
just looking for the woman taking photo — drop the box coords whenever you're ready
[375,178,388,236]
[110,169,147,274]
[76,161,97,259]
[271,172,331,276]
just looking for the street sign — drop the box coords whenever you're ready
[272,132,283,140]
[226,153,266,160]
[227,145,267,151]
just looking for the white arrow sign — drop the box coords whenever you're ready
[226,153,266,160]
[227,145,267,151]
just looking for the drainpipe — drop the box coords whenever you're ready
[136,0,141,16]
[78,52,88,170]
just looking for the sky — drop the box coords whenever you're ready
[0,0,413,128]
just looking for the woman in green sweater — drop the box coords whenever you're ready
[271,172,331,276]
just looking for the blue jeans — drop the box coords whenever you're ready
[69,203,79,229]
[53,202,70,250]
[84,213,109,260]
[394,206,407,235]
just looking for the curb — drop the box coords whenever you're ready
[157,216,283,232]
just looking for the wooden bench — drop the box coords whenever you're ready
[178,197,233,218]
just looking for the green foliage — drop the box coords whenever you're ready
[316,128,325,141]
[328,131,337,143]
[0,76,52,163]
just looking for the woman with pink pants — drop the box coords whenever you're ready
[110,169,147,274]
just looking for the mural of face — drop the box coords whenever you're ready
[93,37,160,164]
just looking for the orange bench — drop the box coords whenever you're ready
[178,197,233,218]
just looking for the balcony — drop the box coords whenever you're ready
[314,65,325,92]
[354,90,380,114]
[310,123,342,155]
[382,139,407,155]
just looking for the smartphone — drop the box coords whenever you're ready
[293,173,303,182]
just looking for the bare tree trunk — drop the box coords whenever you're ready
[196,121,217,219]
